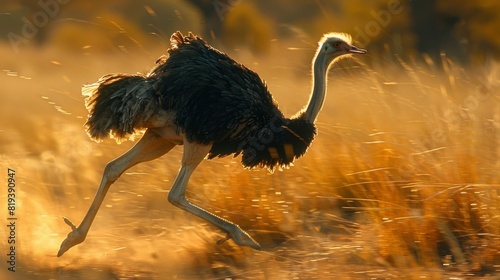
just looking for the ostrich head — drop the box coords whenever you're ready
[317,33,367,65]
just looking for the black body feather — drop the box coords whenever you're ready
[84,31,317,169]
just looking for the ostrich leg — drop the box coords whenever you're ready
[58,129,175,256]
[168,141,261,250]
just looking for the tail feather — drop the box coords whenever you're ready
[83,74,161,142]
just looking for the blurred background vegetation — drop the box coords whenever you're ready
[0,0,499,64]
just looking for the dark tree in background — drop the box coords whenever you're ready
[409,0,466,63]
[184,0,221,40]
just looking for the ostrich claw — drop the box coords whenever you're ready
[57,217,85,257]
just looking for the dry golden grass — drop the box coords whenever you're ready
[0,40,499,279]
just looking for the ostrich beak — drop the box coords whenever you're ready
[348,45,367,54]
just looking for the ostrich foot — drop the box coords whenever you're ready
[217,225,261,250]
[57,217,85,257]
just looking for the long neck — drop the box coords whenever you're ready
[304,52,329,123]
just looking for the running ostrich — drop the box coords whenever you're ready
[57,31,366,256]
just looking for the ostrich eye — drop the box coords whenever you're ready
[333,42,340,48]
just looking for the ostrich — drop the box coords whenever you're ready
[57,31,366,257]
